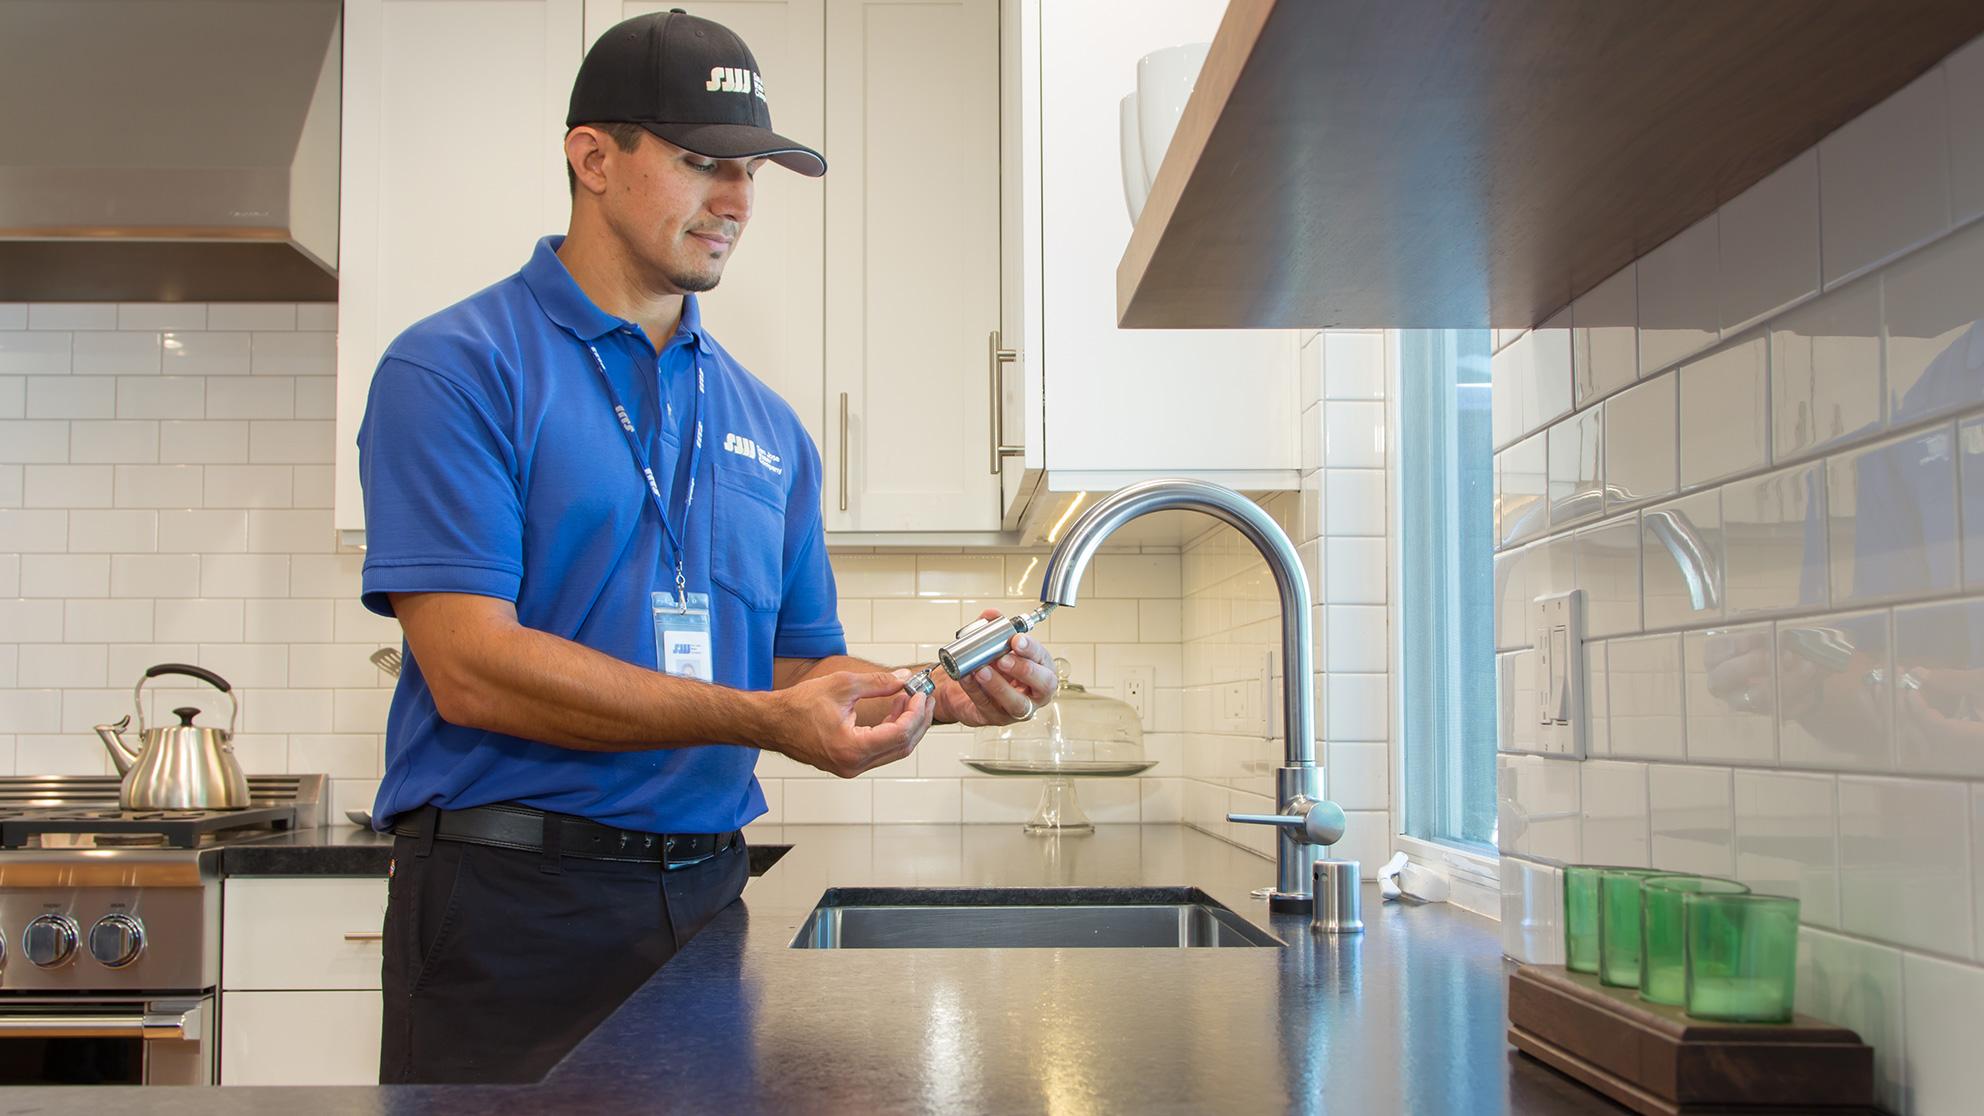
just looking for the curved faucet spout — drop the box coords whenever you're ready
[1039,478,1334,910]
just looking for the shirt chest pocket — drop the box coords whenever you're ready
[708,469,786,613]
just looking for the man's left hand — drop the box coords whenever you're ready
[935,609,1059,727]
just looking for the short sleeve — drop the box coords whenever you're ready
[357,356,524,617]
[772,436,847,658]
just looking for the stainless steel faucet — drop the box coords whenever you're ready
[1039,478,1345,912]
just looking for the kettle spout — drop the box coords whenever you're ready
[95,715,138,776]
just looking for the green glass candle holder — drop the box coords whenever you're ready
[1597,868,1674,987]
[1638,876,1750,1005]
[1684,892,1800,1023]
[1563,864,1647,973]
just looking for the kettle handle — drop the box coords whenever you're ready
[134,663,238,739]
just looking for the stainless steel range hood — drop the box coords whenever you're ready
[0,0,342,302]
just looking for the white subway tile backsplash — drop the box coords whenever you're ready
[1838,775,1972,957]
[1769,278,1882,464]
[1602,376,1677,511]
[112,465,204,509]
[1648,764,1734,876]
[1324,672,1387,742]
[241,599,327,645]
[203,465,292,508]
[1497,754,1580,862]
[118,304,204,332]
[0,689,61,734]
[1640,490,1722,630]
[23,464,111,509]
[0,420,69,463]
[109,554,200,599]
[207,304,295,332]
[1881,219,1984,426]
[1572,264,1637,407]
[195,644,288,690]
[1722,463,1828,617]
[1578,759,1649,866]
[206,377,293,420]
[0,332,71,375]
[289,554,362,598]
[833,554,917,597]
[0,509,66,553]
[1900,952,1984,1115]
[332,599,400,644]
[1324,400,1386,469]
[26,376,114,419]
[872,778,962,824]
[162,331,251,376]
[71,331,161,375]
[115,376,204,419]
[250,331,335,375]
[1324,605,1386,673]
[0,554,17,596]
[1952,36,1984,225]
[1585,641,1610,755]
[1498,431,1548,548]
[1732,769,1838,928]
[296,304,336,331]
[1531,310,1573,431]
[153,599,242,643]
[1975,784,1984,960]
[870,598,964,643]
[1828,425,1961,606]
[291,465,334,509]
[285,645,377,689]
[1677,333,1768,489]
[247,509,333,554]
[159,420,249,464]
[15,735,108,776]
[15,643,104,690]
[1322,331,1385,400]
[1090,553,1180,598]
[1777,608,1895,771]
[333,688,391,733]
[785,779,874,824]
[1490,329,1530,448]
[1964,418,1984,588]
[294,376,336,420]
[1796,929,1907,1111]
[27,304,115,331]
[1638,214,1720,375]
[0,305,21,329]
[1547,407,1602,528]
[20,553,109,598]
[1718,150,1821,333]
[1573,517,1640,637]
[1606,633,1685,760]
[67,509,155,553]
[69,420,157,464]
[1324,740,1387,810]
[1500,857,1565,964]
[0,377,20,420]
[1323,469,1385,536]
[248,420,334,465]
[288,735,380,779]
[1893,596,1984,777]
[63,599,152,642]
[1323,537,1386,605]
[1682,624,1777,765]
[242,689,333,735]
[1820,67,1951,286]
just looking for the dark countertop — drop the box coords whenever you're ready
[3,824,1618,1114]
[222,823,395,876]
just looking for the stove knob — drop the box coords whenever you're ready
[0,927,7,969]
[88,914,146,969]
[23,915,79,969]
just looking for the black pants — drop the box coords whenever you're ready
[378,820,750,1084]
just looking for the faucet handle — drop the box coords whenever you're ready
[1229,795,1345,847]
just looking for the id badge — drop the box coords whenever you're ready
[652,591,714,681]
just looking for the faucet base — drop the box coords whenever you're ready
[1267,892,1314,915]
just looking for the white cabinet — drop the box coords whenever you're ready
[219,877,387,1086]
[334,0,584,534]
[1026,0,1300,492]
[822,0,1004,532]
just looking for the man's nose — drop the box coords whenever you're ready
[710,168,752,225]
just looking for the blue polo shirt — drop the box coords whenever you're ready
[358,236,846,832]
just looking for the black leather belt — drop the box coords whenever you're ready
[393,803,738,869]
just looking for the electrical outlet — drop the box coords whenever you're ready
[1221,681,1247,728]
[1122,666,1155,729]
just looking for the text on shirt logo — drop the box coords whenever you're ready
[722,432,783,476]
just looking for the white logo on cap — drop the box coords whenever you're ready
[705,66,768,103]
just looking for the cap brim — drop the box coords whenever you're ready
[642,122,826,177]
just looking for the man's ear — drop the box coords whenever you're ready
[566,127,609,196]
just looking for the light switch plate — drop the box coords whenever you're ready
[1527,590,1587,758]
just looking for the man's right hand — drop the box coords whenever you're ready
[769,669,932,778]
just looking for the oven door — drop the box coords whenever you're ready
[0,997,214,1085]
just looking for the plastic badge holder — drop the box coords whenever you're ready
[1684,892,1800,1023]
[1597,868,1676,987]
[1638,876,1750,1005]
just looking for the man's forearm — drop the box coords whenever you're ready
[407,602,779,752]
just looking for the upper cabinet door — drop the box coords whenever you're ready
[1038,0,1298,477]
[823,0,1002,532]
[583,1,828,452]
[334,0,583,532]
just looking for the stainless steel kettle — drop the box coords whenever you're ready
[93,663,252,811]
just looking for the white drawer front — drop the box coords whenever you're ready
[223,877,388,991]
[220,989,382,1085]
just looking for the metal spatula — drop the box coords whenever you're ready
[369,647,403,678]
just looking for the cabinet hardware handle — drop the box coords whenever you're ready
[987,329,1022,475]
[343,931,385,943]
[838,391,850,512]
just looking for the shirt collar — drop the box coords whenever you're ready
[523,235,713,355]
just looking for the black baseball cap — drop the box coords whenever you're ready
[567,10,826,178]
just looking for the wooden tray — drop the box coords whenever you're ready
[1507,964,1875,1115]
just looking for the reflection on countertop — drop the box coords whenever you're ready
[9,824,1620,1114]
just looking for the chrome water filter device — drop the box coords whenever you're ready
[902,605,1056,696]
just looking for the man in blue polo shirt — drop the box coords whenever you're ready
[357,11,1057,1085]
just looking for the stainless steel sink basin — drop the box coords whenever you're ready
[790,887,1282,949]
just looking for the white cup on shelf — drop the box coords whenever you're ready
[1119,92,1149,223]
[1135,41,1211,193]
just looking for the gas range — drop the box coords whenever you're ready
[0,774,323,991]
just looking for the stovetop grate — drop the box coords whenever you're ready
[0,805,297,849]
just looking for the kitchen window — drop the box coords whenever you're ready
[1393,330,1497,856]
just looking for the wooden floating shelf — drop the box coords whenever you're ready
[1117,0,1984,330]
